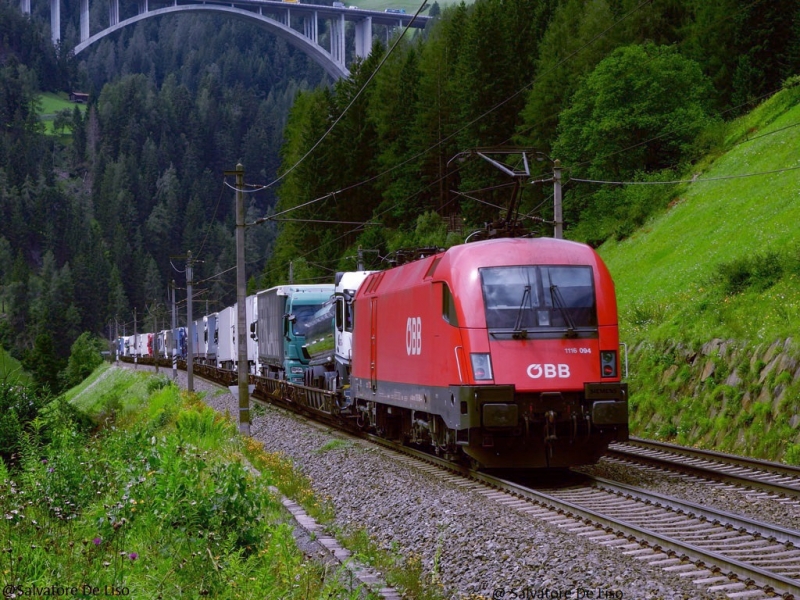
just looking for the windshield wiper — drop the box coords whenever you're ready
[550,284,578,338]
[512,285,531,339]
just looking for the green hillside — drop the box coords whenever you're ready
[598,82,800,462]
[0,346,30,385]
[38,92,85,135]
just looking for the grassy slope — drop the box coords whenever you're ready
[38,92,85,135]
[0,366,363,599]
[596,85,800,461]
[0,346,30,384]
[600,86,800,344]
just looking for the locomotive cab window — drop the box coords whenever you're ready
[440,283,459,326]
[344,292,355,332]
[480,266,597,337]
[335,296,344,332]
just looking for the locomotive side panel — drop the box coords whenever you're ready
[351,256,464,390]
[351,238,628,468]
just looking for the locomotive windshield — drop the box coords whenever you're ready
[480,266,597,337]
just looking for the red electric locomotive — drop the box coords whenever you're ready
[349,237,628,469]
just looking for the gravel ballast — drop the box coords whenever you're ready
[120,364,743,599]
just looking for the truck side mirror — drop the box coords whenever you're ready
[284,314,296,338]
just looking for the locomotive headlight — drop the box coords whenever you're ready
[471,353,494,381]
[600,351,617,378]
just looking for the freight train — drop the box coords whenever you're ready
[119,236,628,469]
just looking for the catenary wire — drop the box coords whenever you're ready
[262,0,653,223]
[263,0,430,191]
[570,164,800,186]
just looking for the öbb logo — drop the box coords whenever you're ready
[406,317,422,355]
[527,364,571,379]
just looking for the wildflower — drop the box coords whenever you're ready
[93,537,102,546]
[128,552,138,560]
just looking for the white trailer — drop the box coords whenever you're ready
[246,294,259,374]
[216,307,236,370]
[191,319,202,359]
[136,333,153,357]
[203,312,218,364]
[122,335,134,357]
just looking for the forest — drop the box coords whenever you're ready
[1,0,800,391]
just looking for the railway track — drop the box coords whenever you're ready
[540,476,800,599]
[309,411,800,600]
[131,360,800,598]
[385,444,800,600]
[607,438,800,499]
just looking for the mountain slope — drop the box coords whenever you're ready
[596,82,800,463]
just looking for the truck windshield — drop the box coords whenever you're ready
[480,266,597,334]
[304,300,335,339]
[291,304,325,336]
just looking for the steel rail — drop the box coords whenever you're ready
[586,476,800,548]
[625,437,800,478]
[475,473,800,599]
[330,429,800,599]
[608,438,800,497]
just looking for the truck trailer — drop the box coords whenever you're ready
[256,285,334,383]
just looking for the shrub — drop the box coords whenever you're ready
[713,250,784,295]
[146,375,172,393]
[629,301,668,327]
[784,444,800,466]
[62,332,105,388]
[0,382,48,464]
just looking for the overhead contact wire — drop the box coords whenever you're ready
[262,0,652,223]
[263,0,431,191]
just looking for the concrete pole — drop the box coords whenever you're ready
[171,280,177,380]
[553,159,563,239]
[50,0,60,44]
[234,164,251,436]
[115,318,119,363]
[153,307,159,374]
[134,307,138,368]
[186,251,194,393]
[80,0,89,42]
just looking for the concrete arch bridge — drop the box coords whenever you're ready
[21,0,430,79]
